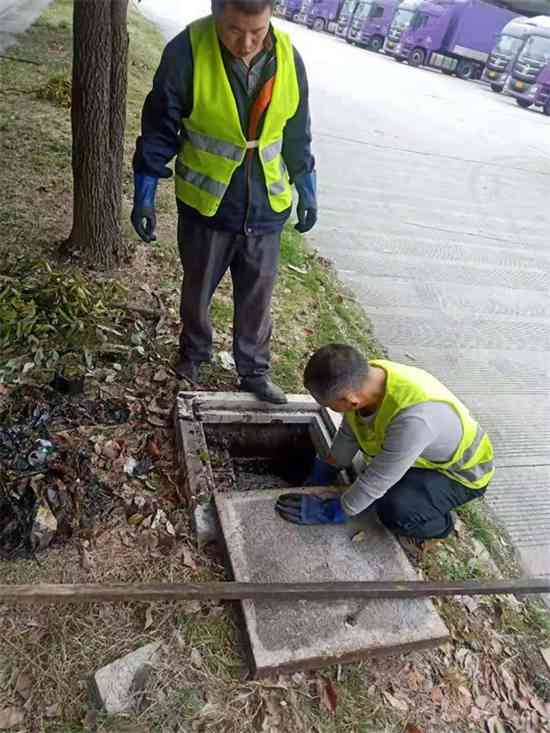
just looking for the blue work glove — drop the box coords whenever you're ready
[294,170,318,234]
[275,493,347,525]
[305,456,340,486]
[131,174,158,243]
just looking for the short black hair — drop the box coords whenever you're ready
[304,344,370,403]
[212,0,274,14]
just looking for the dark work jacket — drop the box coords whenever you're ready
[133,23,315,236]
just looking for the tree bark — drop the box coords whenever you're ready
[66,0,129,269]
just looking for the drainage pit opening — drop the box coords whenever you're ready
[203,423,317,492]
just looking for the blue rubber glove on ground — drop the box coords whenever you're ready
[131,174,158,243]
[305,456,340,486]
[294,171,318,234]
[275,493,347,525]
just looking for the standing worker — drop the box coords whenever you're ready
[276,344,494,556]
[131,0,317,404]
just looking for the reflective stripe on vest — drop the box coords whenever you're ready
[175,17,300,218]
[345,359,495,490]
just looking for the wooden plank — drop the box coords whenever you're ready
[1,578,549,605]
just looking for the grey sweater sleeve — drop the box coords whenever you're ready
[340,403,463,516]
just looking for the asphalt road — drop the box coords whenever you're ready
[141,1,550,585]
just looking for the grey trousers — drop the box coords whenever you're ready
[177,216,281,378]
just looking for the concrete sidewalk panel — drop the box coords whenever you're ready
[215,488,449,677]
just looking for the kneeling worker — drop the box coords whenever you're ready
[276,344,494,553]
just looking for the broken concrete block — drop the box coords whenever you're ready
[216,488,449,676]
[193,502,221,547]
[88,641,162,714]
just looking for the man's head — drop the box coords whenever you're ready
[212,1,273,61]
[304,343,375,412]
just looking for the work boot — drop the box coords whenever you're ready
[174,356,199,384]
[240,376,288,405]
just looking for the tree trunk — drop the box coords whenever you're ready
[66,0,129,269]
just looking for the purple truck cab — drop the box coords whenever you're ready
[274,0,304,22]
[335,0,359,37]
[394,0,517,80]
[483,16,550,93]
[506,29,550,114]
[384,0,424,56]
[347,0,400,51]
[297,0,345,32]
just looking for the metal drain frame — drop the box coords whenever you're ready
[174,392,341,543]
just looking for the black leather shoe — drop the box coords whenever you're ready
[240,376,288,404]
[174,357,199,383]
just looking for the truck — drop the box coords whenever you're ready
[384,0,424,57]
[334,0,360,38]
[393,0,518,80]
[347,0,400,51]
[296,0,345,32]
[506,26,550,113]
[483,15,550,93]
[274,0,304,22]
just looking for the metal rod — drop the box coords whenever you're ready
[0,577,549,605]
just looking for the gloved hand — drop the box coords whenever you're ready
[275,493,347,525]
[131,173,158,243]
[294,170,317,234]
[304,456,340,486]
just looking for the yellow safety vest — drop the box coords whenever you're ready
[175,16,300,217]
[345,359,495,490]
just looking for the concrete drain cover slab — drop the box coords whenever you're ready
[215,488,449,676]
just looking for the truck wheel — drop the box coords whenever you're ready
[516,98,531,109]
[369,35,384,53]
[490,83,502,93]
[313,17,325,32]
[292,12,300,22]
[409,48,426,67]
[544,101,550,117]
[456,59,476,80]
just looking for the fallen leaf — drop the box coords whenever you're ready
[144,605,154,631]
[15,672,32,700]
[0,707,24,730]
[148,415,168,427]
[180,546,197,570]
[217,351,236,371]
[145,435,162,461]
[153,368,170,383]
[486,717,506,733]
[317,677,338,715]
[431,687,444,705]
[287,263,308,275]
[80,547,95,572]
[405,726,423,733]
[383,691,408,713]
[102,440,121,460]
[530,695,550,719]
[500,669,517,698]
[458,686,472,703]
[190,648,202,667]
[82,709,98,730]
[406,670,424,691]
[128,513,144,526]
[45,703,60,719]
[351,531,366,544]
